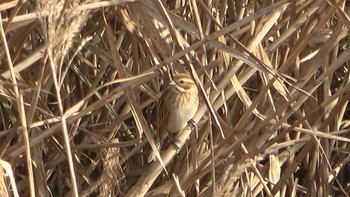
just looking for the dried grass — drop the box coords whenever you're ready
[0,0,350,196]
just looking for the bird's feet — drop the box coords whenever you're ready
[168,134,181,150]
[188,119,197,131]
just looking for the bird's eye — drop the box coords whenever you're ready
[180,80,185,84]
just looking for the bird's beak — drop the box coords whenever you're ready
[169,81,176,86]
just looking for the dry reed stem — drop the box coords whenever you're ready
[0,0,350,196]
[0,11,34,196]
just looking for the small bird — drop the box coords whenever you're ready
[148,73,199,162]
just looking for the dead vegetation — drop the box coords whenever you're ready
[0,0,350,196]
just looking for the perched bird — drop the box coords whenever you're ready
[148,73,199,162]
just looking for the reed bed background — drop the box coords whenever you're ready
[0,0,350,196]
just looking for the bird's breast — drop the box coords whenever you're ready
[166,93,198,133]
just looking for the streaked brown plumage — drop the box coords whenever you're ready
[149,73,199,162]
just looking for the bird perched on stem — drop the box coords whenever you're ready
[148,73,199,162]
